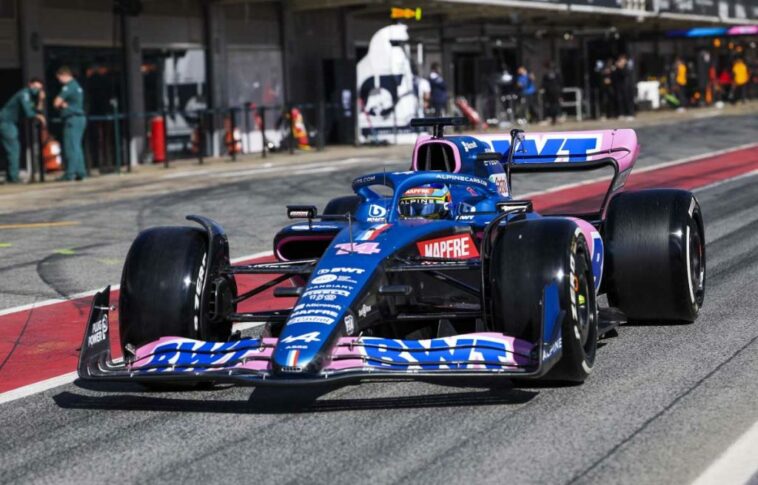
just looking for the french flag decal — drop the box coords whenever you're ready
[286,350,300,367]
[357,223,392,241]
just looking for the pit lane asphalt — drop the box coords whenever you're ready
[0,113,757,484]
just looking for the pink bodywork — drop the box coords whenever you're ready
[131,333,535,375]
[412,129,640,174]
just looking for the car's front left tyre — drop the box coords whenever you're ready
[119,226,235,356]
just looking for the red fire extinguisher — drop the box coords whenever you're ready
[150,116,166,163]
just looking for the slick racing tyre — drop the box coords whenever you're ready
[119,226,235,356]
[323,195,361,219]
[490,219,598,383]
[604,189,705,323]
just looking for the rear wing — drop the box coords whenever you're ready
[475,129,640,220]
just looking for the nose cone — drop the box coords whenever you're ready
[272,326,327,374]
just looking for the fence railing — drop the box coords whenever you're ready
[17,101,339,181]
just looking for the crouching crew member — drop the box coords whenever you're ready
[0,78,46,183]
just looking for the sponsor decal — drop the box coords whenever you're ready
[361,336,513,370]
[344,315,355,334]
[310,283,354,291]
[488,173,509,196]
[542,337,562,361]
[457,215,475,221]
[335,242,381,255]
[291,224,341,231]
[357,223,392,241]
[303,288,351,298]
[354,174,377,186]
[368,204,387,218]
[193,253,207,332]
[312,274,338,284]
[316,267,366,275]
[358,304,372,318]
[490,134,602,163]
[87,314,109,347]
[461,141,477,152]
[281,331,321,344]
[290,308,339,318]
[287,316,335,325]
[432,173,488,187]
[403,187,437,196]
[143,339,258,369]
[591,231,604,288]
[417,234,479,260]
[304,303,342,311]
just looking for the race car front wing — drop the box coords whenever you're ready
[78,285,564,386]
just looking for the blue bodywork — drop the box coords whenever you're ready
[78,129,609,385]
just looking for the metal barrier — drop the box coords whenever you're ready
[20,101,335,181]
[560,87,584,122]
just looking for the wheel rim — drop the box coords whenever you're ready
[689,222,705,305]
[574,269,592,347]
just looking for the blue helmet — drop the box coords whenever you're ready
[398,184,451,219]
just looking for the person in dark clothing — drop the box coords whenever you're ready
[0,78,46,183]
[613,55,635,119]
[53,66,87,181]
[428,63,448,117]
[598,59,616,119]
[541,62,563,125]
[696,50,712,105]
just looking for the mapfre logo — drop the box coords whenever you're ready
[417,234,479,260]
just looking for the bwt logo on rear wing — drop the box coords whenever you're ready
[481,134,603,163]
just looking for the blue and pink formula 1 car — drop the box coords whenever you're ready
[78,118,706,387]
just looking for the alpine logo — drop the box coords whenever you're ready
[417,234,479,260]
[281,331,321,344]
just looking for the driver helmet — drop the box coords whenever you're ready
[398,184,451,219]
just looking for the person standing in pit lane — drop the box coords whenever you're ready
[732,57,749,104]
[53,66,87,181]
[428,63,448,117]
[541,62,563,125]
[672,56,689,112]
[0,78,46,183]
[516,66,538,123]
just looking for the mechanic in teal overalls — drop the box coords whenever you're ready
[53,66,87,181]
[0,78,46,183]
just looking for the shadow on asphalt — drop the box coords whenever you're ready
[55,379,538,413]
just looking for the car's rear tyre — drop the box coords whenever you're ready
[323,195,361,218]
[604,189,705,323]
[490,219,598,383]
[119,226,234,356]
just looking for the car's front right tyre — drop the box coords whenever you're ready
[489,218,598,383]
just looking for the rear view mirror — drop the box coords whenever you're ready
[287,205,318,219]
[476,152,502,162]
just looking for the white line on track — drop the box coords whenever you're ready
[691,419,758,485]
[0,251,273,405]
[1,143,756,404]
[0,372,78,405]
[292,166,338,176]
[208,156,391,179]
[692,169,758,194]
[519,142,758,199]
[0,250,273,318]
